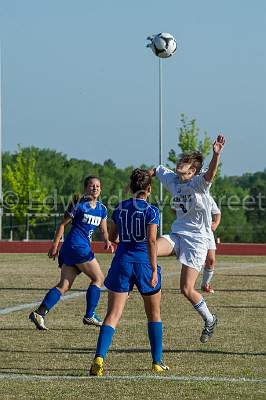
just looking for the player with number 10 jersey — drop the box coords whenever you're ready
[89,168,169,376]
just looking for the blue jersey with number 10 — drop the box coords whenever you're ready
[112,198,160,262]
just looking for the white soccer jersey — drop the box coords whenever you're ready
[156,165,213,239]
[210,196,221,215]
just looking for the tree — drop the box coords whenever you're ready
[168,114,212,165]
[212,177,253,243]
[3,146,49,238]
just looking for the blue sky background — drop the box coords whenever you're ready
[0,0,265,176]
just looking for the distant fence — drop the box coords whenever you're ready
[1,213,63,241]
[0,241,266,256]
[2,211,266,244]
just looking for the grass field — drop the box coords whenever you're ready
[0,254,266,400]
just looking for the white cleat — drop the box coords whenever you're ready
[83,313,103,327]
[200,314,218,343]
[29,311,48,331]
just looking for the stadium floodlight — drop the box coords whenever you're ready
[0,46,2,241]
[146,33,177,236]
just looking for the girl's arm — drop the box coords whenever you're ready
[212,212,221,231]
[99,219,114,252]
[148,168,157,177]
[147,224,158,288]
[204,135,225,183]
[48,216,72,259]
[108,221,119,244]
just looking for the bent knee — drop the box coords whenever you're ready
[205,258,215,268]
[56,283,70,294]
[180,285,194,299]
[105,312,122,327]
[92,271,104,286]
[147,311,161,322]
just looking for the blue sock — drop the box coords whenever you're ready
[148,321,163,364]
[41,287,61,312]
[95,324,115,359]
[85,284,101,318]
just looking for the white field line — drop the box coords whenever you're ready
[0,373,265,384]
[0,262,263,316]
[0,292,86,315]
[0,287,110,316]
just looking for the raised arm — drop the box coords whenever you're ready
[204,135,225,183]
[148,168,156,178]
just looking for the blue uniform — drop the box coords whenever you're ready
[59,197,107,268]
[104,198,161,294]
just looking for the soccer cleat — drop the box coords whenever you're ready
[89,356,104,376]
[29,311,48,331]
[152,362,170,373]
[83,312,103,327]
[201,284,215,294]
[200,314,218,343]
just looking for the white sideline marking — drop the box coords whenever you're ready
[0,288,108,316]
[0,292,85,315]
[0,373,265,384]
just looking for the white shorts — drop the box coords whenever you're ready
[161,233,210,272]
[208,232,216,251]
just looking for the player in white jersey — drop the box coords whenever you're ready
[201,196,221,294]
[151,134,225,343]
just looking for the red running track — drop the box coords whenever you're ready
[0,241,266,256]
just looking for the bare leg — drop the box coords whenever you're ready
[180,264,201,305]
[34,265,78,319]
[205,249,216,271]
[201,250,216,291]
[180,264,214,325]
[90,291,128,374]
[157,237,174,257]
[77,259,105,321]
[142,291,161,322]
[77,258,104,288]
[142,291,168,368]
[56,265,78,294]
[104,291,129,328]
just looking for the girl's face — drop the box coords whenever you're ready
[145,184,152,198]
[85,178,101,199]
[176,162,196,182]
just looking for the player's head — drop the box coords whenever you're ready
[130,168,152,198]
[84,176,101,199]
[176,151,203,181]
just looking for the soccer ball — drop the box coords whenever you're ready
[147,32,177,58]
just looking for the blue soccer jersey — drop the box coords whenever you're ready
[59,197,107,266]
[65,197,107,245]
[112,198,160,263]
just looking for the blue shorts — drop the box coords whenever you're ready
[104,260,161,295]
[58,244,95,274]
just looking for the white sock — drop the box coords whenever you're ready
[202,267,214,286]
[193,298,213,324]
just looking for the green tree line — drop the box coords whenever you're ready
[2,116,266,242]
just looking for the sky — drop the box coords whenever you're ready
[0,0,265,176]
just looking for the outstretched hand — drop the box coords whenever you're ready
[104,240,115,253]
[150,271,158,288]
[48,245,58,260]
[213,134,225,155]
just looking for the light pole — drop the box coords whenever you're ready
[158,58,163,236]
[0,46,2,241]
[146,33,177,236]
